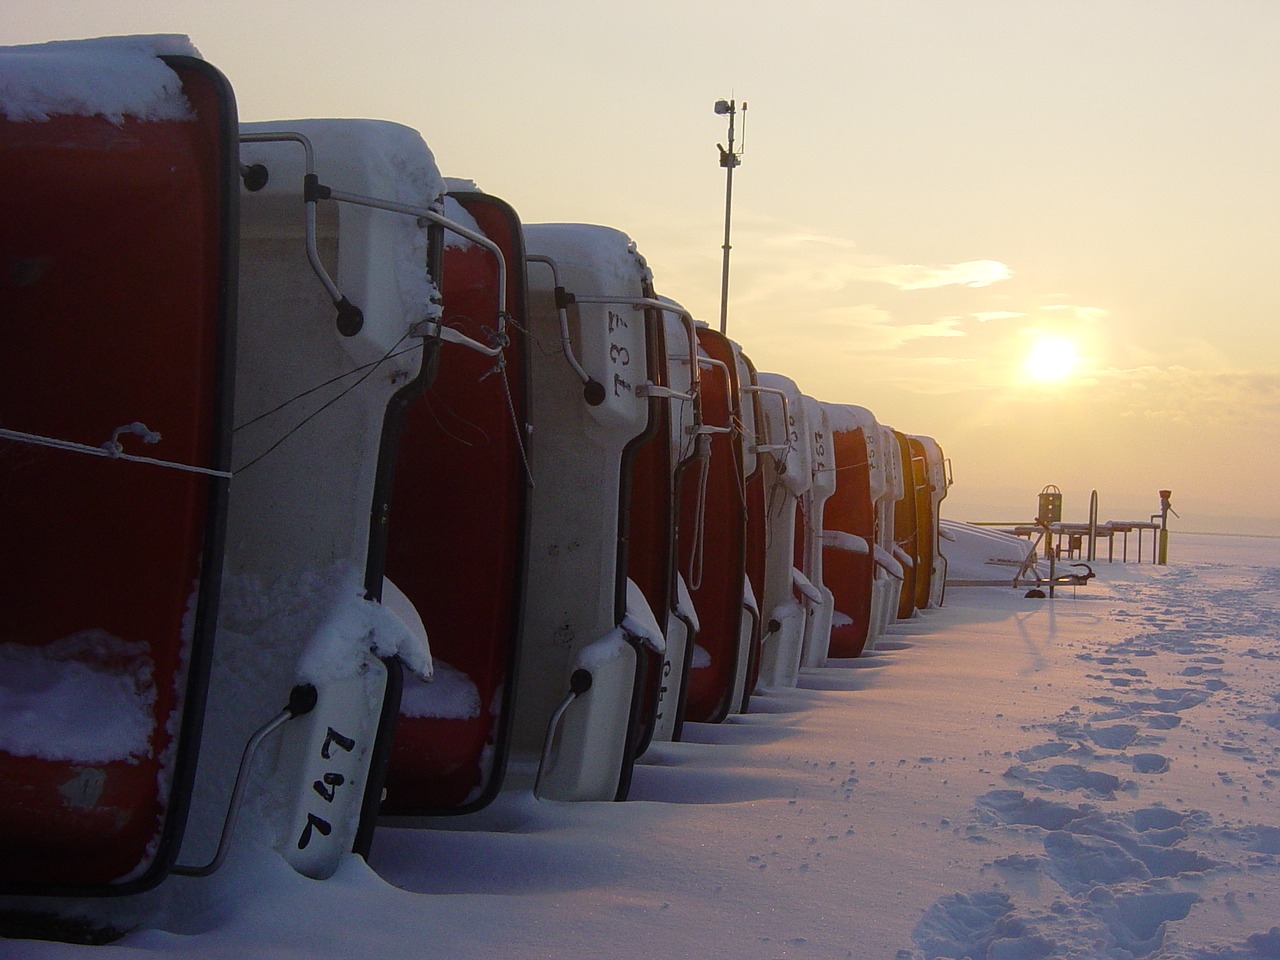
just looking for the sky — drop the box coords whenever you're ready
[6,1,1279,535]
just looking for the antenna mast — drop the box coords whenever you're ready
[714,98,746,335]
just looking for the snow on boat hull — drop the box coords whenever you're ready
[0,51,237,894]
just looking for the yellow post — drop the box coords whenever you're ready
[1156,489,1174,565]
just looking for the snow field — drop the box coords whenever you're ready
[6,544,1280,959]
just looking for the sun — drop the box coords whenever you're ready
[1023,335,1081,383]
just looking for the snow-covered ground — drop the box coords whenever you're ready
[6,532,1280,959]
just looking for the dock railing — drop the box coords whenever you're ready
[968,519,1162,563]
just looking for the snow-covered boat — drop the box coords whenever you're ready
[613,289,691,777]
[798,397,837,668]
[511,224,667,801]
[733,346,770,714]
[753,373,815,689]
[641,312,765,740]
[912,435,952,608]
[647,310,702,743]
[380,187,528,815]
[873,423,907,638]
[179,117,443,881]
[940,519,1039,584]
[679,327,750,724]
[0,39,237,895]
[819,404,880,658]
[737,350,773,711]
[891,430,922,619]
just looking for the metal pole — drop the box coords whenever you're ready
[1157,489,1173,564]
[715,99,743,335]
[1088,489,1098,562]
[721,101,742,335]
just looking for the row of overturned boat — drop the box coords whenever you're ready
[0,37,955,915]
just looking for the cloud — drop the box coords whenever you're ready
[765,232,861,251]
[742,303,969,354]
[845,314,970,353]
[740,222,1012,293]
[1074,366,1280,428]
[856,259,1013,291]
[971,311,1026,323]
[1041,304,1109,325]
[670,216,1018,355]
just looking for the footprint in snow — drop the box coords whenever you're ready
[1042,826,1217,893]
[1131,753,1171,774]
[1092,888,1200,957]
[910,891,1026,960]
[1015,741,1073,763]
[910,884,1200,960]
[1003,762,1122,797]
[1087,724,1141,750]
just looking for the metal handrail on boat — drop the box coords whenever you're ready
[239,131,509,357]
[741,384,791,456]
[691,356,735,435]
[572,293,703,405]
[527,265,703,412]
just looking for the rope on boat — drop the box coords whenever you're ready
[687,435,712,592]
[475,320,534,488]
[4,319,526,485]
[0,426,233,479]
[232,341,424,435]
[499,358,534,489]
[231,330,414,474]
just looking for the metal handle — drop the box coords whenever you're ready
[172,684,318,877]
[533,669,593,799]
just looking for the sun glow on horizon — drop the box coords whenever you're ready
[1023,335,1082,383]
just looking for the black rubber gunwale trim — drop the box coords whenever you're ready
[141,54,243,896]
